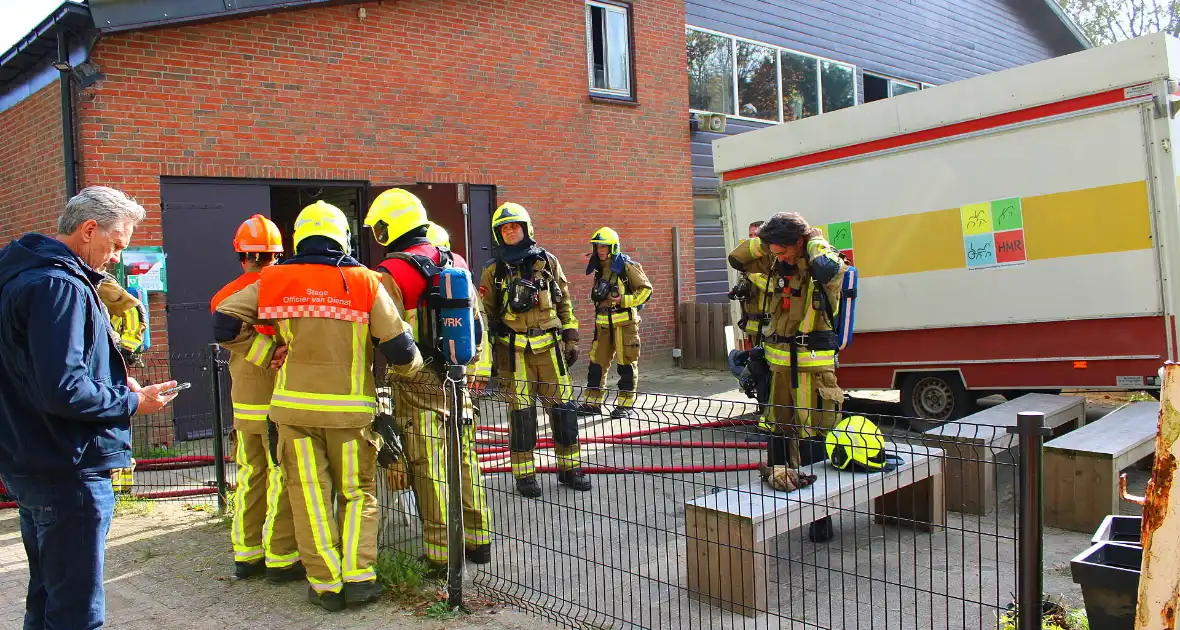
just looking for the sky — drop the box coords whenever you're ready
[0,0,74,54]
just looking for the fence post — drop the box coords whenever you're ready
[207,343,228,515]
[1009,411,1047,630]
[444,365,467,608]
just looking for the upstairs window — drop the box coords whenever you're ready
[687,27,856,123]
[864,73,921,103]
[687,29,733,114]
[586,1,633,99]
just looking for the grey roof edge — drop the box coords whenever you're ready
[0,2,92,73]
[88,0,368,34]
[1043,0,1094,50]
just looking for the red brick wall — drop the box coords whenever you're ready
[0,83,65,243]
[78,0,693,355]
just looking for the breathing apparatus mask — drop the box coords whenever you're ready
[591,277,612,303]
[508,278,540,313]
[728,275,752,301]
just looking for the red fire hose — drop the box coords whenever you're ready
[480,463,760,475]
[0,417,761,509]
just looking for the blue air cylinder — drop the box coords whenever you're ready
[437,267,477,365]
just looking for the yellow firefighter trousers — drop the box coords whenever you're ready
[391,371,491,566]
[585,322,641,407]
[231,430,299,568]
[494,345,579,478]
[759,368,844,468]
[277,424,379,594]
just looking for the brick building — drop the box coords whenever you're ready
[0,0,693,377]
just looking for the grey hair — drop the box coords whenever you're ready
[57,186,147,235]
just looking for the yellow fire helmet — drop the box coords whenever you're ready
[293,200,352,255]
[364,188,429,247]
[491,202,534,245]
[825,415,891,472]
[590,226,620,255]
[424,222,451,249]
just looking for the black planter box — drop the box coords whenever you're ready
[1070,541,1142,630]
[1092,515,1143,547]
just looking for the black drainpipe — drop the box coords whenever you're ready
[57,32,77,198]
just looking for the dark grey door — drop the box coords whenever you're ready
[161,181,271,440]
[467,185,495,273]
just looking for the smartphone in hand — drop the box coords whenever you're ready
[159,382,192,396]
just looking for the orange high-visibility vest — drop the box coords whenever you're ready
[257,264,378,323]
[211,271,276,336]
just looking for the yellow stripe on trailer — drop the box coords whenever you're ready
[842,180,1153,278]
[1023,180,1151,261]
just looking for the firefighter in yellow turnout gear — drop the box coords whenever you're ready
[96,274,147,494]
[728,212,848,542]
[363,191,492,573]
[97,273,147,366]
[577,228,652,420]
[213,201,424,611]
[478,202,589,497]
[730,221,772,343]
[210,214,302,582]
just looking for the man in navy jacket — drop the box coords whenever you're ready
[0,186,178,630]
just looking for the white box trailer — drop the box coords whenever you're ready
[713,33,1180,421]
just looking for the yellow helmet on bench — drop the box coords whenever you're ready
[825,415,887,472]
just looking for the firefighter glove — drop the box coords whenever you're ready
[563,342,578,367]
[758,463,817,492]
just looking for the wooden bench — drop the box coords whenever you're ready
[684,442,945,617]
[923,394,1084,515]
[1044,401,1159,533]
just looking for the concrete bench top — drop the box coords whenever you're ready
[686,442,944,541]
[1045,401,1159,460]
[924,394,1084,444]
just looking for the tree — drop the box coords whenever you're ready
[1058,0,1180,45]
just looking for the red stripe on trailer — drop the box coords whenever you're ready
[721,86,1139,183]
[836,316,1166,390]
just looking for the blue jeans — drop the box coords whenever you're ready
[0,470,115,630]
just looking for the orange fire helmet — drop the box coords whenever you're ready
[233,214,283,253]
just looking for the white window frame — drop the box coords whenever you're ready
[686,25,857,124]
[586,1,633,99]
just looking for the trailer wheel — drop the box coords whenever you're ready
[900,372,974,431]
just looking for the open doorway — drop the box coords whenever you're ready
[270,185,365,258]
[362,183,495,272]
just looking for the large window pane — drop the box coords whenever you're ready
[821,60,855,112]
[587,2,632,97]
[780,51,818,121]
[736,41,778,121]
[890,81,918,97]
[604,8,630,93]
[687,29,734,115]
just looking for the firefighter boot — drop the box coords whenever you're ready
[465,544,492,565]
[516,475,542,498]
[307,587,346,612]
[265,561,306,583]
[344,580,385,607]
[808,517,835,543]
[577,403,602,416]
[557,468,592,491]
[609,406,634,420]
[234,561,265,580]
